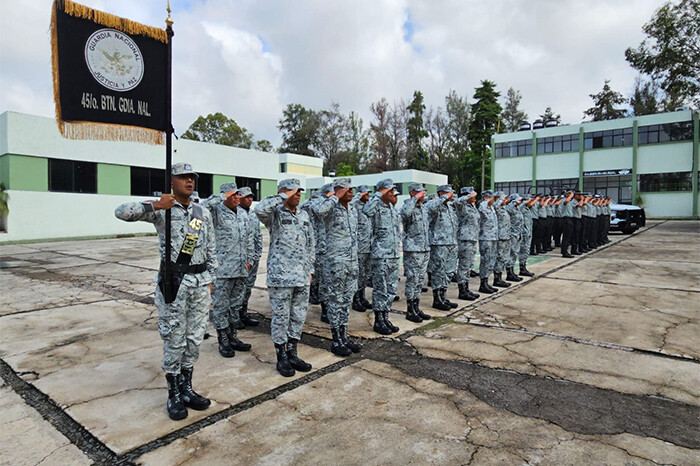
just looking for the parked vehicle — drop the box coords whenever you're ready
[610,202,646,234]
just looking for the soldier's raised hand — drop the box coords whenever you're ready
[153,194,176,210]
[281,188,298,198]
[416,190,426,200]
[334,187,350,199]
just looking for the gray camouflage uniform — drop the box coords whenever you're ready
[454,196,479,284]
[494,198,511,274]
[115,199,217,374]
[363,192,401,312]
[506,200,523,268]
[478,199,498,279]
[351,192,372,291]
[243,204,263,305]
[518,201,534,264]
[400,195,430,301]
[309,191,331,304]
[427,195,458,289]
[255,193,315,345]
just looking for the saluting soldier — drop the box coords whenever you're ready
[427,184,459,310]
[478,190,499,294]
[559,190,575,258]
[453,186,480,301]
[351,185,373,312]
[315,178,363,356]
[238,186,261,328]
[115,163,214,421]
[518,194,536,277]
[255,179,315,377]
[492,192,512,288]
[310,183,334,323]
[505,193,524,282]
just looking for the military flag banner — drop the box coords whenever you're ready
[50,0,168,144]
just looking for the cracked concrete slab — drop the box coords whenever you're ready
[58,262,159,297]
[0,379,91,466]
[0,251,102,270]
[408,322,700,406]
[136,360,699,466]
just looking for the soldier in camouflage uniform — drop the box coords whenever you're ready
[454,186,480,301]
[427,184,459,310]
[363,179,401,335]
[559,190,576,258]
[300,190,320,303]
[310,183,333,323]
[351,185,373,312]
[478,190,499,294]
[255,179,315,377]
[518,194,537,277]
[115,163,214,421]
[202,183,254,357]
[238,186,261,328]
[314,178,363,356]
[492,192,512,288]
[505,193,524,282]
[399,183,433,322]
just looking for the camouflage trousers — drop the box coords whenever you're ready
[212,277,246,330]
[243,259,260,306]
[357,252,372,290]
[457,240,477,284]
[268,285,310,345]
[155,283,210,374]
[371,257,399,312]
[509,236,521,268]
[494,239,511,273]
[429,244,457,289]
[478,240,496,279]
[403,251,429,300]
[519,228,532,264]
[327,261,358,328]
[311,253,329,303]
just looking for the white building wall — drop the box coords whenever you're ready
[583,147,633,172]
[536,152,579,180]
[494,156,532,182]
[641,192,694,218]
[637,142,693,174]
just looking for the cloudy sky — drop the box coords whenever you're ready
[0,0,665,146]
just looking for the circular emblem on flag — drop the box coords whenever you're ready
[84,28,144,92]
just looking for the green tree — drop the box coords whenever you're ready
[539,106,561,124]
[278,103,319,156]
[369,97,391,172]
[254,139,274,152]
[629,76,660,116]
[625,0,700,108]
[425,105,447,173]
[181,112,254,148]
[444,90,472,189]
[338,111,371,174]
[583,80,628,121]
[406,91,429,171]
[468,80,502,192]
[335,162,355,176]
[315,102,347,174]
[501,87,528,132]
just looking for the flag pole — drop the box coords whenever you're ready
[164,1,174,298]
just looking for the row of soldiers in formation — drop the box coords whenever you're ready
[115,162,612,420]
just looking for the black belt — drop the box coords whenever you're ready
[161,261,207,274]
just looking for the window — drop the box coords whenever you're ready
[638,172,692,192]
[638,121,693,145]
[536,134,579,154]
[49,159,97,193]
[280,163,287,173]
[494,181,533,195]
[196,173,213,198]
[535,178,578,195]
[495,139,533,158]
[583,175,633,203]
[583,128,633,149]
[236,176,261,201]
[130,166,166,196]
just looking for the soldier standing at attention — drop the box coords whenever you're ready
[453,186,480,301]
[311,183,334,323]
[115,163,215,421]
[529,194,541,255]
[505,193,524,282]
[300,190,320,302]
[238,186,261,328]
[517,194,536,277]
[559,190,575,258]
[492,192,512,288]
[351,185,373,312]
[399,183,433,322]
[202,184,254,357]
[478,190,499,294]
[315,178,363,355]
[255,179,315,377]
[363,179,401,335]
[427,185,459,310]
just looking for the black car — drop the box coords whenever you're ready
[610,202,646,234]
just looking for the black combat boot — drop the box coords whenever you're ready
[178,367,211,411]
[383,312,400,333]
[405,299,423,323]
[320,302,329,323]
[506,267,523,282]
[458,283,470,300]
[331,327,352,356]
[165,373,188,421]
[339,324,362,353]
[239,304,259,327]
[217,328,235,358]
[519,262,534,277]
[359,289,372,309]
[227,325,252,351]
[479,278,496,294]
[352,291,366,312]
[466,282,480,300]
[286,338,312,372]
[493,272,511,288]
[373,311,392,335]
[432,289,451,311]
[421,286,429,292]
[415,299,432,320]
[441,289,458,309]
[274,343,295,377]
[470,270,479,278]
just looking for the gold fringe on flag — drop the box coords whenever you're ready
[50,0,166,145]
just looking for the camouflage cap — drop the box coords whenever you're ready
[172,162,198,178]
[507,193,521,201]
[220,182,238,193]
[408,182,426,192]
[237,186,254,197]
[278,178,304,192]
[190,191,201,201]
[460,186,476,196]
[437,184,454,193]
[320,183,334,194]
[481,190,494,198]
[376,178,396,190]
[495,191,506,198]
[357,185,370,193]
[332,177,353,189]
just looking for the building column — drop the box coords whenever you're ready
[490,135,495,190]
[693,111,699,218]
[631,120,639,205]
[531,132,537,193]
[578,127,584,191]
